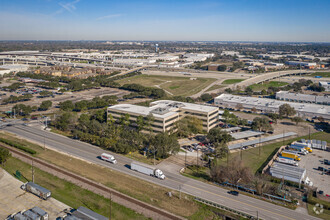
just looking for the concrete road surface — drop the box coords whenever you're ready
[2,124,320,220]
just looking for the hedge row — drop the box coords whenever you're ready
[0,138,37,155]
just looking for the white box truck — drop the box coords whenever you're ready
[131,162,165,180]
[101,153,117,164]
[277,156,298,166]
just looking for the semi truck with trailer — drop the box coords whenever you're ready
[281,151,301,161]
[101,153,117,164]
[21,182,51,200]
[292,142,312,152]
[277,156,298,166]
[287,145,308,155]
[131,162,165,180]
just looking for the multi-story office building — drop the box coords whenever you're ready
[107,100,219,133]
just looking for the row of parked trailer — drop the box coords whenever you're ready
[271,139,328,185]
[8,206,48,220]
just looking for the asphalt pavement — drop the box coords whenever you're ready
[1,124,320,220]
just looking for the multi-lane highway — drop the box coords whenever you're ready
[2,124,320,220]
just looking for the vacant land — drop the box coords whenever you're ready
[116,75,217,96]
[0,132,219,219]
[248,81,288,91]
[221,79,245,85]
[308,72,330,77]
[2,157,146,220]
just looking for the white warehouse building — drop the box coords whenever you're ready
[214,94,330,120]
[276,91,330,105]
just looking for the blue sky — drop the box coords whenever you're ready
[0,0,329,42]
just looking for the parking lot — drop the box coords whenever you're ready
[298,149,330,195]
[0,168,69,219]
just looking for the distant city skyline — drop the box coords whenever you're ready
[0,0,329,42]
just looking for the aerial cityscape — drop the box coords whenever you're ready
[0,0,329,220]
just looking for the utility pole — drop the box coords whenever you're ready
[309,127,311,140]
[179,185,182,199]
[153,146,156,166]
[32,160,35,183]
[259,135,261,156]
[196,149,199,166]
[282,130,285,146]
[109,191,112,220]
[185,151,187,167]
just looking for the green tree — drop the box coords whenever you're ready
[200,93,213,102]
[59,100,74,111]
[207,128,233,144]
[39,91,53,97]
[251,117,273,132]
[279,104,296,117]
[267,113,280,124]
[176,116,203,137]
[213,142,229,159]
[12,104,32,116]
[52,112,77,131]
[291,116,304,125]
[136,115,146,132]
[150,133,180,159]
[245,87,253,96]
[217,65,227,71]
[119,114,130,127]
[0,147,11,165]
[39,100,52,111]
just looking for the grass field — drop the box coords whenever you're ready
[308,72,330,77]
[116,75,217,96]
[248,81,288,91]
[221,131,330,174]
[2,157,147,220]
[206,84,225,92]
[221,79,245,85]
[0,132,220,218]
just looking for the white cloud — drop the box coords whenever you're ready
[54,0,80,15]
[96,14,123,21]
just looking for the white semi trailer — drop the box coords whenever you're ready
[131,162,165,180]
[277,156,298,166]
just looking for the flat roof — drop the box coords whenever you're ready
[228,132,297,150]
[231,130,263,140]
[151,100,218,113]
[215,94,330,116]
[109,100,218,119]
[108,103,178,119]
[223,127,241,132]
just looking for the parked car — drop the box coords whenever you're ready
[324,159,330,165]
[228,190,239,196]
[318,166,324,171]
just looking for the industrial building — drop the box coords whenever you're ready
[276,91,330,105]
[214,94,330,119]
[285,61,317,69]
[270,162,306,184]
[319,81,330,92]
[107,100,219,133]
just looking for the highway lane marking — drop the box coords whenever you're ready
[167,178,296,220]
[7,126,301,220]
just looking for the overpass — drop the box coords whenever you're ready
[229,70,318,89]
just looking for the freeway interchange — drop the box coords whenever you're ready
[1,123,320,220]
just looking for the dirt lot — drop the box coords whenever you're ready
[298,149,330,195]
[0,168,69,219]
